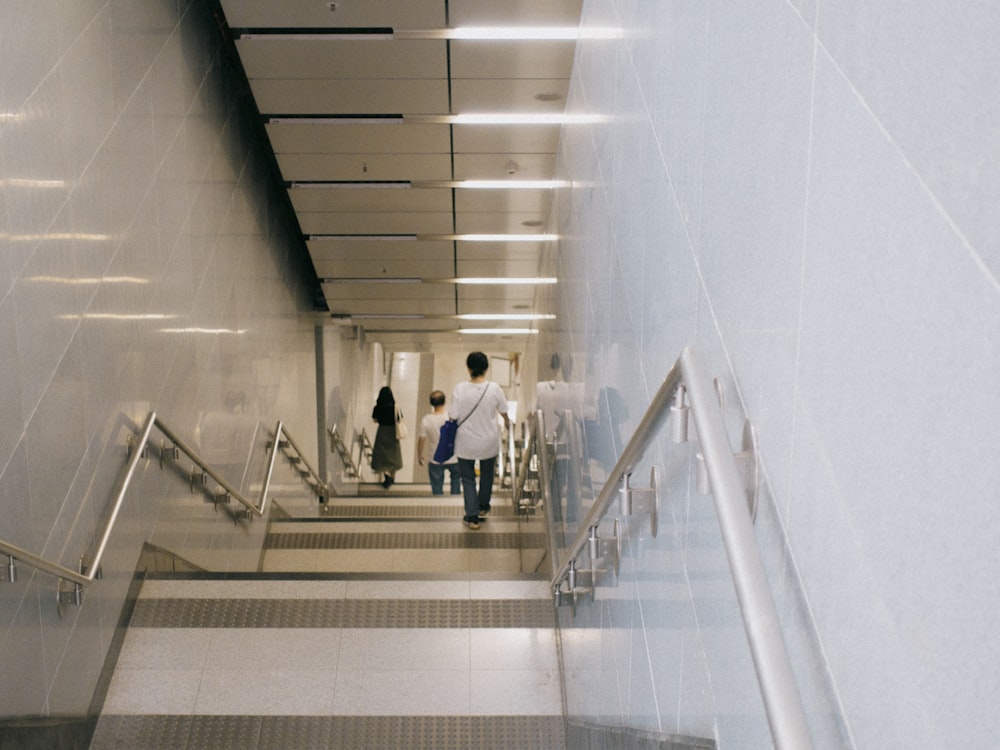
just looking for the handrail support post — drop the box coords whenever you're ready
[0,555,15,584]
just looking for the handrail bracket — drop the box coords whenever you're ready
[697,419,760,522]
[618,466,659,538]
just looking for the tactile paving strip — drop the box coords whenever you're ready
[264,531,547,550]
[279,505,516,519]
[90,714,567,750]
[129,597,557,629]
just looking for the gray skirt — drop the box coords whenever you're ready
[371,424,403,473]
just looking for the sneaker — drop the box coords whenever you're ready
[478,507,491,517]
[462,518,481,530]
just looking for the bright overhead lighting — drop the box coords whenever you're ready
[459,328,539,335]
[1,178,66,189]
[159,327,247,335]
[443,26,622,40]
[453,234,557,242]
[455,180,569,189]
[9,232,113,242]
[27,275,150,285]
[457,314,555,320]
[57,313,178,321]
[449,113,605,125]
[453,277,557,285]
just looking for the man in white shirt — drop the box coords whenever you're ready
[417,390,461,495]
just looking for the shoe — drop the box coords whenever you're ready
[462,518,481,530]
[478,507,491,517]
[381,477,391,489]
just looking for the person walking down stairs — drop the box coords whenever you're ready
[371,386,403,489]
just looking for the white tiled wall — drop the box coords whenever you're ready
[0,1,318,716]
[549,1,1000,748]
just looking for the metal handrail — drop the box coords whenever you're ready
[0,412,322,594]
[549,346,813,750]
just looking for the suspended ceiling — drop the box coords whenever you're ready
[215,0,583,351]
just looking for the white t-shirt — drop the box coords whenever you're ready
[449,380,508,460]
[420,411,457,465]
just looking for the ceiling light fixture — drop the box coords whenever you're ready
[452,234,557,242]
[452,180,570,189]
[449,113,605,125]
[453,277,557,285]
[159,327,248,335]
[457,314,555,320]
[458,328,539,335]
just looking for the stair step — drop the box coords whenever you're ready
[91,495,566,749]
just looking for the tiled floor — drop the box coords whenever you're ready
[90,488,566,749]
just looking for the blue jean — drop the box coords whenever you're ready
[428,462,461,495]
[457,456,496,521]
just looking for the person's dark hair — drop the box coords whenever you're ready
[466,351,489,378]
[376,386,395,407]
[429,390,445,407]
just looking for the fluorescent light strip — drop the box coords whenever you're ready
[28,275,150,285]
[453,277,557,285]
[459,328,539,335]
[452,180,569,189]
[160,327,247,335]
[58,313,178,321]
[449,113,605,125]
[241,28,623,41]
[452,234,557,242]
[270,114,603,126]
[457,314,555,320]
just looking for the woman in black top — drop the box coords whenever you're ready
[371,386,403,488]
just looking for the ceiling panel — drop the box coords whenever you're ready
[451,79,570,113]
[323,281,455,301]
[454,212,549,234]
[219,0,447,28]
[214,0,583,348]
[300,212,454,235]
[315,259,455,279]
[453,153,557,180]
[276,154,453,182]
[455,188,552,212]
[236,39,447,80]
[326,298,457,316]
[306,239,454,262]
[249,79,450,114]
[455,259,542,277]
[448,0,583,25]
[266,123,450,154]
[455,240,546,258]
[452,124,560,154]
[450,41,575,79]
[290,187,452,213]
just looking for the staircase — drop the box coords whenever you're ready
[88,484,565,749]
